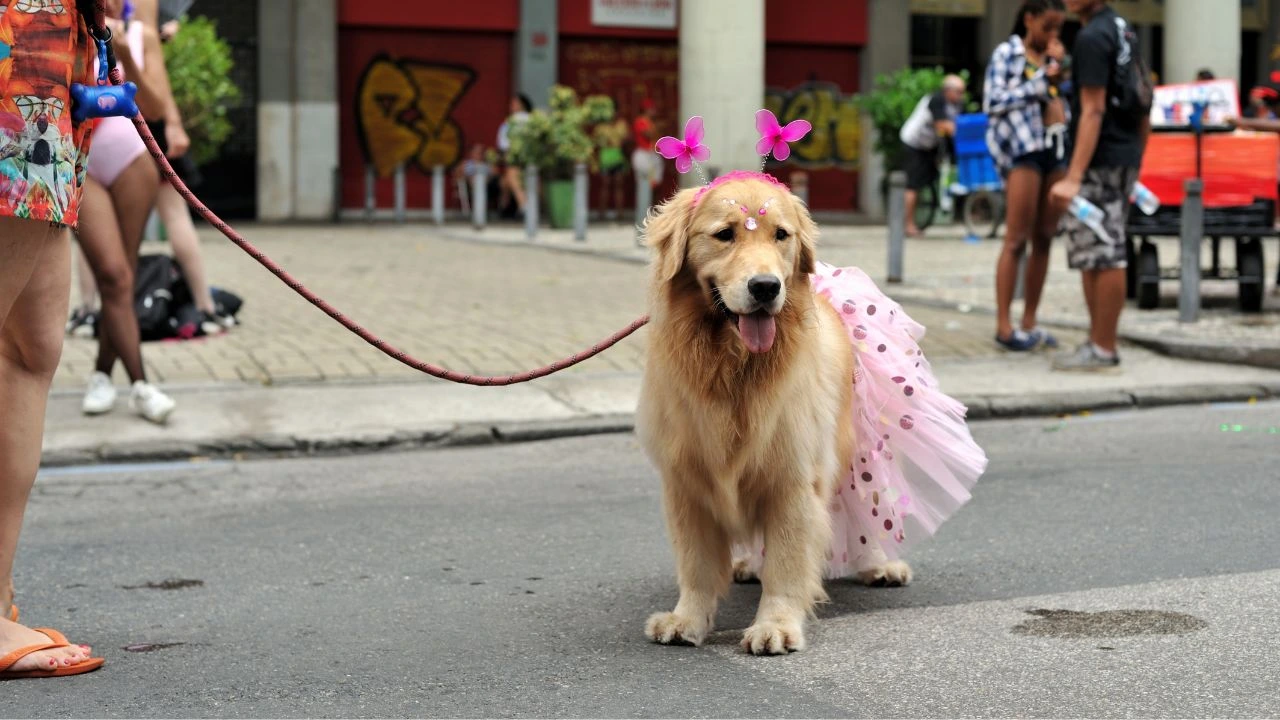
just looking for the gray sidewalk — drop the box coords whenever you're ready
[439,219,1280,367]
[43,220,1280,466]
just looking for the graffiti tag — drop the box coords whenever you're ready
[764,82,861,169]
[355,56,475,177]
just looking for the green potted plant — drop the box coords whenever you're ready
[160,14,242,166]
[508,85,615,228]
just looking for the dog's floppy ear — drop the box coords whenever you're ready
[644,188,698,283]
[790,193,818,275]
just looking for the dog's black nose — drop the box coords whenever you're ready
[747,275,781,303]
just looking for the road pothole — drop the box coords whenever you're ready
[123,642,187,653]
[120,578,204,591]
[1012,608,1208,639]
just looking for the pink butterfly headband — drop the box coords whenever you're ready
[655,109,812,187]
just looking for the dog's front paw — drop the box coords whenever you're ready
[740,619,805,655]
[857,560,913,587]
[645,611,710,647]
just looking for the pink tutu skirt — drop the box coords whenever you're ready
[736,262,989,579]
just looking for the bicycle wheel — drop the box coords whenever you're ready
[963,189,1003,238]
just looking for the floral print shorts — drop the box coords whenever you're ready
[0,0,97,228]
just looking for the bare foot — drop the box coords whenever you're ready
[905,225,923,238]
[0,617,94,673]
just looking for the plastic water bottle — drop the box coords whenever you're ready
[1130,181,1160,216]
[1068,196,1113,243]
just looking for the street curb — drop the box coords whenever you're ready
[39,386,1275,468]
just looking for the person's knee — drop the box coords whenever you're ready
[94,262,134,303]
[1002,234,1029,257]
[0,319,64,379]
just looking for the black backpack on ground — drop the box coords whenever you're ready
[134,254,189,341]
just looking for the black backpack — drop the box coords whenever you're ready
[1108,14,1153,125]
[134,254,189,341]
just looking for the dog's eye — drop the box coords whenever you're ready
[775,227,790,241]
[713,227,735,242]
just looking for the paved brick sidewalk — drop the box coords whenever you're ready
[55,223,1032,393]
[442,219,1280,363]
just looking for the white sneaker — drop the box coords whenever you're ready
[129,381,176,424]
[82,372,117,415]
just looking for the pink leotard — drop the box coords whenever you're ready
[86,20,147,187]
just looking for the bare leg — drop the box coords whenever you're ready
[995,167,1042,339]
[1023,168,1066,331]
[72,242,97,312]
[157,182,214,313]
[78,158,159,383]
[0,217,95,672]
[1081,270,1098,327]
[901,188,921,235]
[1089,268,1127,353]
[503,166,526,210]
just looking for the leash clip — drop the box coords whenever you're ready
[70,25,140,123]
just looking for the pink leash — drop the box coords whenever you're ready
[89,3,649,387]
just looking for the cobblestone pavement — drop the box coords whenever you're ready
[55,224,1037,392]
[442,219,1280,351]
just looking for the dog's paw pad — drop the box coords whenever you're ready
[857,560,913,587]
[645,612,708,647]
[740,620,805,655]
[731,558,759,584]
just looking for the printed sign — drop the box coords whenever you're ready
[908,0,986,17]
[1151,79,1242,127]
[591,0,677,29]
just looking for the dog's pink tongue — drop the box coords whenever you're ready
[738,311,777,354]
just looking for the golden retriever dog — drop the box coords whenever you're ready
[636,174,911,656]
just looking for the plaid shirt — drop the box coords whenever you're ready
[983,35,1064,171]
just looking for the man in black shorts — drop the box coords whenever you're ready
[898,74,965,236]
[1050,0,1150,372]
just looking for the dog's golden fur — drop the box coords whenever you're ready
[636,177,909,656]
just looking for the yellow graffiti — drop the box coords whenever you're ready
[356,57,475,178]
[764,83,861,170]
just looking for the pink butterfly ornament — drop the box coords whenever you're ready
[755,109,812,162]
[655,116,711,174]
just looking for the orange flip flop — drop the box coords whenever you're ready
[7,604,17,622]
[0,627,104,680]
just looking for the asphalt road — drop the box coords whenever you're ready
[7,402,1280,718]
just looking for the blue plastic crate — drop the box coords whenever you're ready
[954,113,990,157]
[951,113,1001,193]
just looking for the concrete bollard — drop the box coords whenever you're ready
[364,164,376,222]
[524,164,539,240]
[472,164,488,230]
[393,163,406,223]
[887,171,906,283]
[1179,178,1204,323]
[431,165,445,225]
[573,162,588,242]
[791,171,809,207]
[634,173,652,246]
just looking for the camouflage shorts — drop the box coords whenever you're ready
[1062,167,1139,271]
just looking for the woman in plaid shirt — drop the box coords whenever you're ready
[983,0,1068,352]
